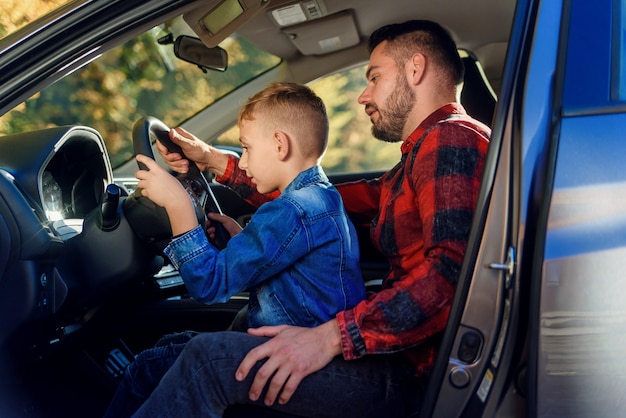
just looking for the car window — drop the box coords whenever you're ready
[215,64,401,175]
[0,24,281,169]
[563,0,626,111]
[613,0,626,100]
[2,2,399,176]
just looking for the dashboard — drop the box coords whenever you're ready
[0,125,162,348]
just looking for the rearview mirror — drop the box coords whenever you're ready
[173,35,228,72]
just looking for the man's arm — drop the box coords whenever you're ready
[335,177,382,226]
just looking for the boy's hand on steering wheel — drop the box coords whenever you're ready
[157,127,230,177]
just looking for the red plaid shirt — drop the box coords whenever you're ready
[217,103,490,377]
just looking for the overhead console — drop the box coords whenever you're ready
[185,0,359,59]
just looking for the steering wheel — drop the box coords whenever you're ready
[130,116,230,249]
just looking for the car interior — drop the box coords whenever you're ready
[0,0,519,416]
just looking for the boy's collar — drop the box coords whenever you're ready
[283,165,327,193]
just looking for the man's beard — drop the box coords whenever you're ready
[370,75,414,143]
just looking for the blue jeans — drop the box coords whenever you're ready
[104,330,200,418]
[125,331,423,417]
[105,306,250,418]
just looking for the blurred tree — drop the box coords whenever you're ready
[0,0,68,38]
[0,23,279,168]
[1,1,399,174]
[311,66,400,174]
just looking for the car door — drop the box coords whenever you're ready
[423,0,626,417]
[531,0,626,416]
[420,0,561,415]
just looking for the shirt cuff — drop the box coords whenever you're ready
[336,309,367,360]
[215,155,236,185]
[164,224,210,270]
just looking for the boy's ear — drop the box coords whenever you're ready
[273,130,290,161]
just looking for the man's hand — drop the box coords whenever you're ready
[156,127,230,177]
[235,319,342,406]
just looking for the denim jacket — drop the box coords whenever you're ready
[164,165,366,328]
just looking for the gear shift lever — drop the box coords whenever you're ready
[100,183,121,230]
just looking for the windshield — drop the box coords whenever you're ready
[0,25,281,168]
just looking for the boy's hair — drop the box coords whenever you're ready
[238,82,329,159]
[368,20,464,90]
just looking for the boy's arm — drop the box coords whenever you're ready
[158,128,279,208]
[158,128,231,177]
[135,154,198,235]
[164,198,308,304]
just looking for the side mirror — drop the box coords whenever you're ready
[173,35,228,72]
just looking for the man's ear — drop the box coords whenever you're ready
[407,52,426,86]
[273,130,290,161]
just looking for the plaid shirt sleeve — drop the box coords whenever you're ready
[335,177,383,227]
[336,112,489,367]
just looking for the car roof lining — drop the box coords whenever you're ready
[182,0,516,96]
[171,0,508,143]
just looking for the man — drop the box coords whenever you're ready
[131,19,490,417]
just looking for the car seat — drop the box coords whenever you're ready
[459,49,497,127]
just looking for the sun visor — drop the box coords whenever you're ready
[280,10,359,55]
[184,0,270,48]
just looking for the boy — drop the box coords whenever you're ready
[136,82,365,328]
[104,82,366,417]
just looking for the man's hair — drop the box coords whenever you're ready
[368,20,464,89]
[238,82,329,158]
